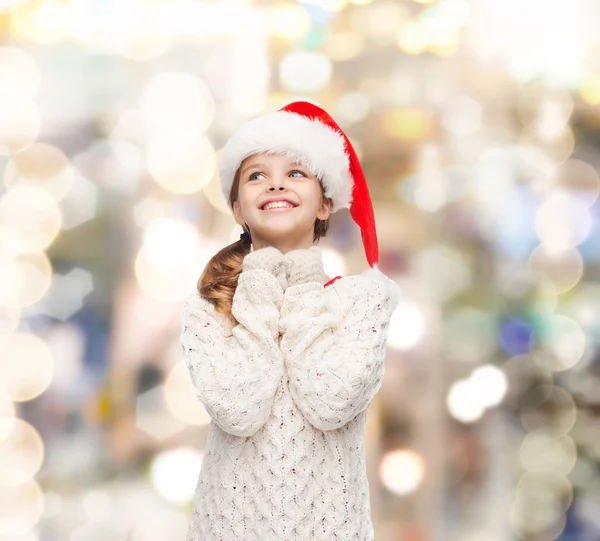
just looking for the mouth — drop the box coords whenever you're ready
[260,202,299,212]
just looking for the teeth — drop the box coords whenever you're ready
[263,201,295,210]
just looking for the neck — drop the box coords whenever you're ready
[252,237,314,255]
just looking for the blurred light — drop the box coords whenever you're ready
[397,20,428,54]
[0,304,20,334]
[0,46,41,101]
[82,490,114,521]
[520,128,575,164]
[412,144,448,212]
[135,219,212,302]
[0,95,41,155]
[528,245,584,295]
[164,362,210,427]
[142,219,199,274]
[299,0,347,11]
[136,385,187,440]
[279,52,332,93]
[41,491,62,519]
[379,449,424,495]
[132,197,167,228]
[70,0,171,59]
[267,3,311,38]
[0,418,44,486]
[360,1,408,47]
[321,248,346,280]
[519,432,577,476]
[0,185,62,253]
[580,73,600,105]
[4,143,74,202]
[322,31,366,61]
[533,315,587,372]
[130,509,189,541]
[397,2,464,57]
[470,365,508,407]
[534,191,591,251]
[0,332,55,402]
[229,13,270,116]
[147,130,216,194]
[554,159,600,207]
[530,275,558,315]
[568,456,595,489]
[517,85,573,137]
[349,0,374,4]
[59,169,97,230]
[502,354,553,407]
[561,282,600,338]
[0,249,52,308]
[203,168,231,214]
[387,301,425,350]
[498,318,534,356]
[469,0,590,86]
[0,390,16,444]
[72,138,141,195]
[0,478,44,536]
[519,385,577,436]
[141,72,215,135]
[382,108,434,141]
[11,0,72,44]
[443,308,498,365]
[457,531,501,541]
[509,496,566,540]
[0,0,28,13]
[336,93,371,124]
[32,267,94,321]
[412,243,471,301]
[447,378,485,423]
[510,472,571,539]
[441,95,482,137]
[150,447,203,504]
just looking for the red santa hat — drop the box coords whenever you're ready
[219,100,400,308]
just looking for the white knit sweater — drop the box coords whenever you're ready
[180,246,398,541]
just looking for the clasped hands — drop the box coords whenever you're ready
[242,245,325,290]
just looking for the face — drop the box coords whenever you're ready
[232,152,331,252]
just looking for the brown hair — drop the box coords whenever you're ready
[197,166,333,324]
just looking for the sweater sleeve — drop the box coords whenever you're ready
[279,276,393,431]
[180,268,284,438]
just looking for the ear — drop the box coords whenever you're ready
[232,199,244,227]
[316,197,332,221]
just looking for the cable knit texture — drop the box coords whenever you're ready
[181,246,394,541]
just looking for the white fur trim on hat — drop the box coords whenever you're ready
[219,111,354,214]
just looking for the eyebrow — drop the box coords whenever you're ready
[241,163,267,177]
[240,161,307,177]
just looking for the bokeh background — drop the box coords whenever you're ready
[2,0,600,540]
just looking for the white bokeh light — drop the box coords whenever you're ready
[387,300,425,350]
[150,447,203,505]
[379,449,424,496]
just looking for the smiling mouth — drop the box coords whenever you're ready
[260,203,299,211]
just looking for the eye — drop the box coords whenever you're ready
[248,171,265,181]
[289,170,306,178]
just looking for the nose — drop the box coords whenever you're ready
[268,178,286,191]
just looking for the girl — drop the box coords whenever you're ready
[180,102,400,541]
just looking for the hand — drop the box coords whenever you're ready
[242,246,288,290]
[242,245,284,275]
[283,246,325,287]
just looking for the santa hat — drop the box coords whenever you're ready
[219,100,400,308]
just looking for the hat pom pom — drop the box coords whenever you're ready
[361,265,401,311]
